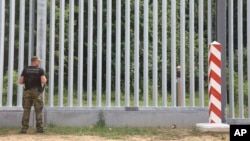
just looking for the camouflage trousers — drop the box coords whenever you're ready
[22,88,44,131]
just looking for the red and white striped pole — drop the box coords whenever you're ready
[208,41,222,123]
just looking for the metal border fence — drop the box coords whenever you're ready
[0,0,249,121]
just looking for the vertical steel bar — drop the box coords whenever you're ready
[37,0,47,105]
[247,0,250,118]
[228,0,234,118]
[125,0,130,107]
[180,0,185,106]
[171,0,176,106]
[37,0,47,70]
[115,0,121,107]
[207,0,212,44]
[28,0,35,65]
[143,0,149,107]
[7,0,15,107]
[17,0,25,107]
[189,0,195,107]
[58,0,65,107]
[106,0,112,107]
[153,0,158,107]
[42,1,47,71]
[198,0,204,107]
[162,0,167,107]
[96,0,102,107]
[87,0,93,107]
[68,0,74,107]
[216,0,227,123]
[238,0,244,118]
[0,0,5,107]
[48,0,55,107]
[134,0,140,107]
[77,0,84,107]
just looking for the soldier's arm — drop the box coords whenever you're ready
[41,75,47,84]
[40,68,47,84]
[19,69,25,84]
[19,76,25,84]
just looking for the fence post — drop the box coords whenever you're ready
[37,0,47,70]
[216,0,227,123]
[37,0,47,104]
[0,0,5,107]
[195,41,229,130]
[28,0,35,65]
[7,0,15,107]
[208,41,222,123]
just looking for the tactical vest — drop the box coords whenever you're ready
[24,67,42,89]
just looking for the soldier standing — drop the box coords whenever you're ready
[19,56,47,133]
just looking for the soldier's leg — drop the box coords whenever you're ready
[33,90,44,132]
[21,90,33,132]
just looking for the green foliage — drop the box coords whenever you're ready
[232,72,248,106]
[96,110,106,128]
[3,70,19,106]
[226,47,249,106]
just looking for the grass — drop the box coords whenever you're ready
[0,126,229,140]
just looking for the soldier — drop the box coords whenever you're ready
[19,56,47,133]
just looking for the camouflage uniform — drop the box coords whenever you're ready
[22,88,44,132]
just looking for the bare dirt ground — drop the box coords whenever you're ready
[0,131,229,141]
